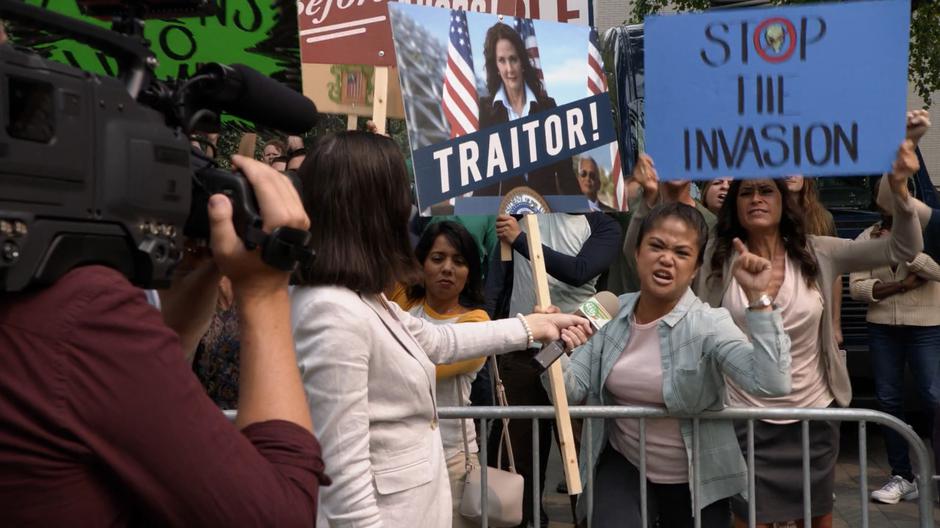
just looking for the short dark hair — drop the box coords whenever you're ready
[295,131,420,293]
[409,221,485,306]
[635,202,709,266]
[483,23,545,99]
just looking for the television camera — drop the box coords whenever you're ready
[0,0,318,292]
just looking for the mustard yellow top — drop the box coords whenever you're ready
[388,284,489,380]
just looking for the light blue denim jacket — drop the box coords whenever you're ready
[554,288,792,513]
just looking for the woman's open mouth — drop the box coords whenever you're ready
[652,269,674,286]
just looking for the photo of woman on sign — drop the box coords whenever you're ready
[473,22,578,198]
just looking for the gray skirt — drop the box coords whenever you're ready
[730,418,840,523]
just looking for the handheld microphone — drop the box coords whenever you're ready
[532,291,620,371]
[196,63,319,135]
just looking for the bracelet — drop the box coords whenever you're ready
[515,313,534,348]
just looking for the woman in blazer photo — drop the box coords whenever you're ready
[472,22,578,198]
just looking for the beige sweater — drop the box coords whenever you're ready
[850,224,940,326]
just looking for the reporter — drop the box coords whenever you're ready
[292,131,590,527]
[0,156,328,525]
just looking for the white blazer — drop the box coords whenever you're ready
[291,285,527,528]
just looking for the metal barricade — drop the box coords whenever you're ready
[439,405,936,528]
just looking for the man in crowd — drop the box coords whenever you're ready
[484,211,621,527]
[577,156,615,212]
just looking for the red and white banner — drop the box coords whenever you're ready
[297,0,589,66]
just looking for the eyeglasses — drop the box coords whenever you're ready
[578,170,598,178]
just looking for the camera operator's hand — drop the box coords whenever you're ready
[158,243,220,362]
[211,155,313,431]
[209,155,310,299]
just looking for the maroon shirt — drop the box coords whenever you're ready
[0,266,328,526]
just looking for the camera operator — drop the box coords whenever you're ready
[0,156,329,525]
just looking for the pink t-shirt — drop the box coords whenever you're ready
[723,256,834,422]
[604,315,688,484]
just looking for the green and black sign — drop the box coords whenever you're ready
[14,0,299,87]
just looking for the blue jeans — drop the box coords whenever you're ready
[868,323,940,481]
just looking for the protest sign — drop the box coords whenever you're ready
[19,0,284,82]
[298,0,590,67]
[301,63,406,118]
[388,3,623,214]
[644,0,910,181]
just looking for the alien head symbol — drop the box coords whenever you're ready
[765,24,785,52]
[754,17,797,63]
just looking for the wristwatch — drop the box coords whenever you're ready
[747,293,774,310]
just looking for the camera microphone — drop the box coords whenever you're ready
[197,63,318,135]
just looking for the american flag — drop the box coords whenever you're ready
[442,11,479,138]
[587,28,627,212]
[513,17,544,90]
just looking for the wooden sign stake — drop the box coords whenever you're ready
[522,214,582,495]
[500,240,513,261]
[372,66,389,135]
[237,132,257,158]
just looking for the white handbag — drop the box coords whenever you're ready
[458,357,525,527]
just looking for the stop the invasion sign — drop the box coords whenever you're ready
[644,0,910,180]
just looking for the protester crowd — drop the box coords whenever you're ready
[1,16,939,526]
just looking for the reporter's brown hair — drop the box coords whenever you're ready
[296,131,420,293]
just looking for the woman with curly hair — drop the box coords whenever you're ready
[693,143,923,528]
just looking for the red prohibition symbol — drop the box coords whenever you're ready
[753,17,797,64]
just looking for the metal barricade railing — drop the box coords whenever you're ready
[439,405,936,528]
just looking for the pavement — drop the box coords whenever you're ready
[538,423,939,528]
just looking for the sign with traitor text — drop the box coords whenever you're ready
[389,3,624,214]
[644,0,910,181]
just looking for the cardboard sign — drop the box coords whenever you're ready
[300,63,406,118]
[514,0,590,25]
[644,0,910,180]
[298,0,513,66]
[389,4,622,214]
[298,0,590,118]
[297,0,590,67]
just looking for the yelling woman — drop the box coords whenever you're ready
[557,202,792,528]
[702,177,732,216]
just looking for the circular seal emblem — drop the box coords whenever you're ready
[753,17,797,64]
[499,186,551,216]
